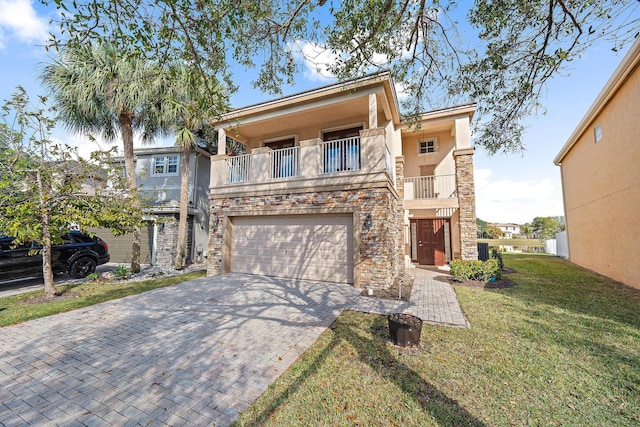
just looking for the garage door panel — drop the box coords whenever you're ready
[230,215,354,283]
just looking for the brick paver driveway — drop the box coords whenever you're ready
[0,273,362,426]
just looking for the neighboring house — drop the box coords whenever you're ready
[97,144,213,267]
[553,37,640,290]
[207,72,478,289]
[492,223,521,239]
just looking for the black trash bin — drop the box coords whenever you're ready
[388,313,423,347]
[477,242,489,261]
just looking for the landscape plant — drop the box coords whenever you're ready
[450,258,502,282]
[0,88,142,298]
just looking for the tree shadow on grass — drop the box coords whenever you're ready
[235,312,484,426]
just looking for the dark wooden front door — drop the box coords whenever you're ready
[414,219,447,266]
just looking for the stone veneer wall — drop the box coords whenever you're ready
[454,149,479,260]
[395,156,407,267]
[207,186,403,289]
[155,214,193,268]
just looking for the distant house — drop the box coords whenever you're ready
[96,144,213,267]
[207,72,479,289]
[553,37,640,290]
[492,223,521,239]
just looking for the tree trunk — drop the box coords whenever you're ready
[120,113,142,273]
[41,205,56,298]
[175,145,192,269]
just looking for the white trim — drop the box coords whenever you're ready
[151,155,180,176]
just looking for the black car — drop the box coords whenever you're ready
[0,231,110,282]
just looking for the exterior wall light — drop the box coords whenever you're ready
[364,214,372,229]
[212,214,220,232]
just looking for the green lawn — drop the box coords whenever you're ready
[0,270,206,327]
[235,254,640,426]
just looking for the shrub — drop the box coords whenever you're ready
[114,265,129,280]
[491,247,504,270]
[450,259,502,282]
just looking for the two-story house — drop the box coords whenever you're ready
[492,223,522,239]
[207,72,478,289]
[96,144,213,267]
[554,37,640,290]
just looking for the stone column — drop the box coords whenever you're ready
[454,148,479,260]
[395,156,407,271]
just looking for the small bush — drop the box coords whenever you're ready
[450,259,502,282]
[86,272,99,282]
[113,265,129,280]
[491,248,504,270]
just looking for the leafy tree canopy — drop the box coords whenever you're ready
[1,87,144,295]
[44,0,639,154]
[531,216,565,239]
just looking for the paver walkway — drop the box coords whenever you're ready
[350,267,469,327]
[0,269,467,426]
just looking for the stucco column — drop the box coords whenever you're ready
[250,147,271,182]
[454,148,479,260]
[299,138,322,177]
[217,128,227,155]
[368,93,378,129]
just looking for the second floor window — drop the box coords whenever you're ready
[418,138,438,154]
[153,155,179,175]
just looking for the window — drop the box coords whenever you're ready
[153,155,179,175]
[418,138,438,154]
[594,123,603,143]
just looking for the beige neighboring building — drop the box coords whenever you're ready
[208,72,478,289]
[554,38,640,290]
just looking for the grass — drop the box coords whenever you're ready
[235,254,640,426]
[0,270,205,327]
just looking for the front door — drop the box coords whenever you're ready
[413,219,447,266]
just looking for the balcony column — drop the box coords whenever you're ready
[299,138,322,177]
[368,93,378,129]
[360,128,386,173]
[209,155,228,187]
[454,117,471,149]
[454,148,478,260]
[250,147,271,182]
[217,128,227,155]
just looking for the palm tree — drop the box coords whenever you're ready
[42,43,174,273]
[166,66,228,270]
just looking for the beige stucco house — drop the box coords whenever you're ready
[208,72,478,289]
[554,38,640,290]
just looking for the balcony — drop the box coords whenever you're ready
[210,129,392,198]
[403,174,459,209]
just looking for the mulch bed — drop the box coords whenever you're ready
[360,271,414,301]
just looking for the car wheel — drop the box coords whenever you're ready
[68,257,97,279]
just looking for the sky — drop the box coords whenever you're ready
[0,0,637,225]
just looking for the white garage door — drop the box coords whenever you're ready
[230,215,354,283]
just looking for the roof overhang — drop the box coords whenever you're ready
[554,38,640,165]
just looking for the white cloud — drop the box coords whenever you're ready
[474,168,564,224]
[0,0,49,49]
[291,40,339,82]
